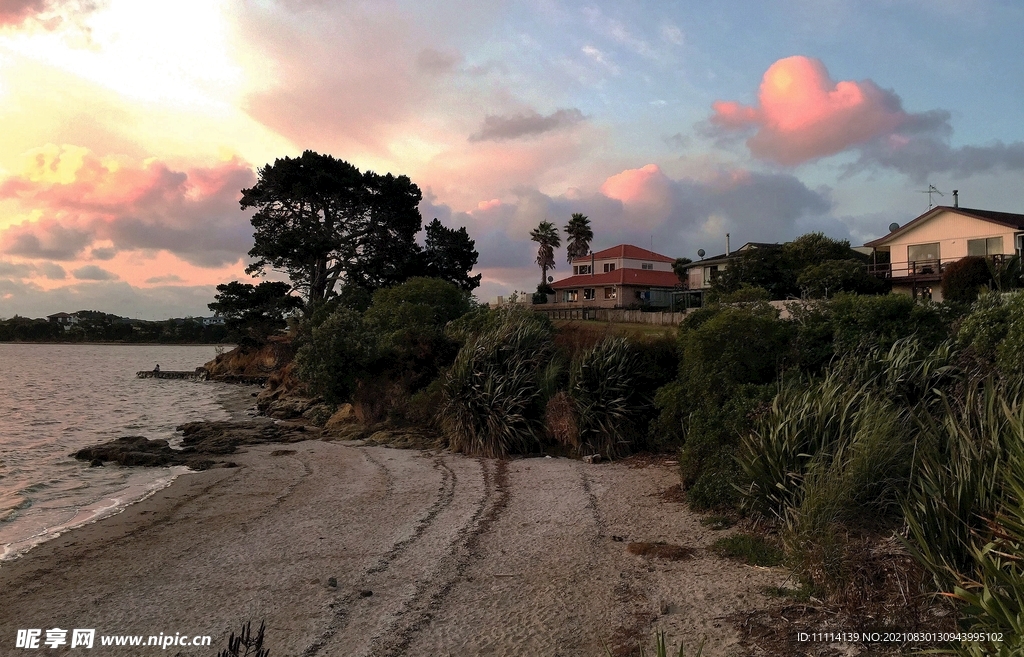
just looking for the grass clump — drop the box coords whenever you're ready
[437,307,554,458]
[568,337,650,458]
[711,533,784,567]
[698,515,734,530]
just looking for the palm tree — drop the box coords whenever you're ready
[530,220,561,286]
[564,213,593,263]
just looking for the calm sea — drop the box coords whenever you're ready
[0,344,254,562]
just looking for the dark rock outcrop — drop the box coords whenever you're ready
[73,420,318,469]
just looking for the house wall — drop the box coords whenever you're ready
[572,256,673,275]
[686,262,728,290]
[885,210,1021,270]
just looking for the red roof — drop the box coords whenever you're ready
[551,268,681,289]
[570,244,675,264]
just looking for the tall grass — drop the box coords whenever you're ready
[568,337,650,458]
[437,309,553,457]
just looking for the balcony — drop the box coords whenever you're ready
[867,254,1011,281]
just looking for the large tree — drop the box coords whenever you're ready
[530,220,561,286]
[241,151,423,312]
[418,218,482,291]
[564,213,593,263]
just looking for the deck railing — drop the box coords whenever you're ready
[867,254,1010,280]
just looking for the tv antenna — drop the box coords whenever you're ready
[917,184,943,209]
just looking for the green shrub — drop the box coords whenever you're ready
[364,276,473,334]
[942,256,993,303]
[294,307,377,404]
[797,259,888,299]
[437,308,554,457]
[790,293,947,373]
[711,533,784,567]
[569,337,650,458]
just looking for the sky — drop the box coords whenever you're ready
[1,0,1024,319]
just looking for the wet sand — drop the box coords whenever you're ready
[0,441,786,656]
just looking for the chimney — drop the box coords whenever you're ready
[953,190,959,208]
[726,233,731,256]
[591,250,595,276]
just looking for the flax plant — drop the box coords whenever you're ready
[569,337,649,458]
[438,310,553,458]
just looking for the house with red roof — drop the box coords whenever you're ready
[864,204,1024,301]
[548,244,681,308]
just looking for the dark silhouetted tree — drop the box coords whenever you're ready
[530,220,560,286]
[241,151,422,312]
[564,213,593,263]
[418,218,481,291]
[208,281,302,346]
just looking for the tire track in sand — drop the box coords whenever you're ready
[360,458,509,657]
[299,451,456,657]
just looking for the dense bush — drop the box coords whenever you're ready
[796,259,888,298]
[790,293,947,373]
[941,256,993,303]
[438,307,554,457]
[294,307,377,404]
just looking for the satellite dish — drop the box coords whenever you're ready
[888,222,900,233]
[547,276,553,283]
[697,249,706,258]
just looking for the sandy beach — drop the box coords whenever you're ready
[0,440,786,656]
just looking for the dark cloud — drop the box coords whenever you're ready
[469,109,586,142]
[2,221,93,260]
[416,47,462,74]
[0,0,48,26]
[851,137,1024,183]
[89,246,117,260]
[0,0,98,28]
[0,148,256,267]
[72,264,117,280]
[37,261,66,279]
[145,274,184,284]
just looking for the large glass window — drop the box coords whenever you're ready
[583,288,595,300]
[908,243,940,261]
[604,287,616,299]
[967,237,1003,256]
[603,263,616,273]
[908,243,940,274]
[565,290,578,302]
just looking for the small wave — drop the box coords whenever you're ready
[0,466,192,563]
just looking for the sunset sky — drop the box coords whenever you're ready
[1,0,1023,319]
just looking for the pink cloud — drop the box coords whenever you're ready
[710,56,922,165]
[0,146,256,267]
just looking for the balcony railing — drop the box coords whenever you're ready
[867,254,1010,280]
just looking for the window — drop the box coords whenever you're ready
[584,288,595,300]
[967,237,1003,256]
[603,263,616,273]
[604,287,616,299]
[565,290,579,302]
[641,262,654,270]
[908,243,940,274]
[703,265,720,286]
[573,265,591,275]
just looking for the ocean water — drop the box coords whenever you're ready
[0,343,254,562]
